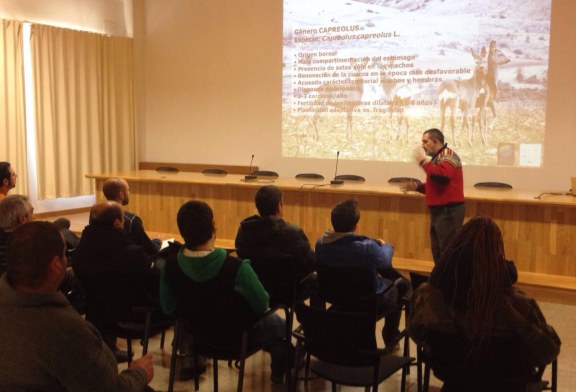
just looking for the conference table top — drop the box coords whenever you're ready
[87,170,576,208]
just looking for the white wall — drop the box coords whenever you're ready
[134,0,576,192]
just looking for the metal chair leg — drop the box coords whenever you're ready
[213,359,219,392]
[168,321,180,392]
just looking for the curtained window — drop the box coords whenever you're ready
[30,24,136,199]
[0,19,28,195]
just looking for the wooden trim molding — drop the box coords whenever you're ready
[138,161,258,175]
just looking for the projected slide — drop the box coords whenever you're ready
[282,0,551,167]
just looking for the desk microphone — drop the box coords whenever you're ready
[330,151,344,185]
[244,154,257,181]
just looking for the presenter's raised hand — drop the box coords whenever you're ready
[413,146,426,164]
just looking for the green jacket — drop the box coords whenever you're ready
[160,247,269,316]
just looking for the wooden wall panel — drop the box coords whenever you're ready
[91,171,576,279]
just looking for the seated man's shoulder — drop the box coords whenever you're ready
[123,210,141,229]
[124,210,137,220]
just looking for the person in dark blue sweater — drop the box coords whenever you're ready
[315,198,409,349]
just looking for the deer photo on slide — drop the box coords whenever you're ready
[311,57,369,141]
[475,39,511,144]
[438,48,486,147]
[376,60,412,142]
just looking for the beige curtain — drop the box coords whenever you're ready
[31,24,136,199]
[0,19,28,195]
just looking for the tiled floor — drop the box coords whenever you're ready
[120,300,572,392]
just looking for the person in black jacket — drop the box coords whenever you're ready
[72,201,162,362]
[235,185,315,306]
[103,178,161,256]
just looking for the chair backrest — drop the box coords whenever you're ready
[317,264,378,311]
[334,174,365,183]
[295,302,378,367]
[250,170,279,179]
[422,329,543,390]
[85,275,157,324]
[295,173,324,180]
[0,243,6,277]
[166,255,258,347]
[250,253,303,307]
[409,272,429,290]
[202,168,227,175]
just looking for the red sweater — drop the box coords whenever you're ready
[419,146,464,207]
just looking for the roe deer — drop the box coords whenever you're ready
[475,40,511,144]
[438,48,486,147]
[312,57,369,141]
[378,60,412,142]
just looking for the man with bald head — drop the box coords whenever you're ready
[0,194,86,313]
[103,178,161,256]
[73,201,162,362]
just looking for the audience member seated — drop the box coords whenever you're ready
[0,221,155,392]
[315,198,410,350]
[103,178,161,256]
[235,185,315,306]
[0,194,85,313]
[160,200,289,384]
[409,216,561,392]
[73,201,164,363]
[0,195,33,275]
[0,161,16,200]
[0,161,80,249]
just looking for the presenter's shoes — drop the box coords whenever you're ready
[113,348,133,364]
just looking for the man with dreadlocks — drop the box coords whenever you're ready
[408,216,560,392]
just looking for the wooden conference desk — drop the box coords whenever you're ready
[87,170,576,296]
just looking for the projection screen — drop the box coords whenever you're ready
[282,0,551,168]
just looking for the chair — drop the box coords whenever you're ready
[407,271,429,391]
[250,170,279,179]
[168,307,284,392]
[115,306,173,362]
[316,264,407,315]
[293,302,414,391]
[474,181,512,189]
[202,168,227,175]
[409,272,429,291]
[155,166,179,173]
[317,264,379,311]
[83,276,173,364]
[418,330,557,392]
[334,174,365,183]
[316,264,411,360]
[250,253,312,309]
[296,173,324,180]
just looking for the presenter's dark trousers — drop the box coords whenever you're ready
[429,203,465,263]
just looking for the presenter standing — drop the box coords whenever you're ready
[402,128,464,263]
